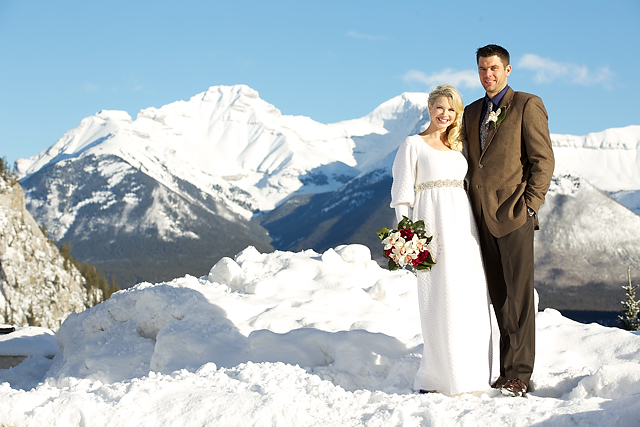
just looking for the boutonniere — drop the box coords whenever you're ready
[486,106,508,130]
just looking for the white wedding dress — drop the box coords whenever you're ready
[391,135,493,395]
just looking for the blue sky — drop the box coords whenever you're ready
[1,0,638,167]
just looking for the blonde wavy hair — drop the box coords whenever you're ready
[428,85,464,151]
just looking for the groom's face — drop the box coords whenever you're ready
[478,55,512,97]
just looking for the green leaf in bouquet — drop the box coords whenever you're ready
[388,258,399,271]
[376,227,391,240]
[397,215,411,230]
[426,251,435,265]
[413,220,425,233]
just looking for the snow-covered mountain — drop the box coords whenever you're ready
[538,173,640,282]
[14,85,640,299]
[14,85,429,285]
[16,85,429,228]
[533,173,640,309]
[552,126,640,215]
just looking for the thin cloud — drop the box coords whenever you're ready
[403,69,480,90]
[82,83,99,93]
[125,74,144,92]
[518,54,613,87]
[346,31,388,41]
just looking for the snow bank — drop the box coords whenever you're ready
[47,245,421,392]
[2,244,640,426]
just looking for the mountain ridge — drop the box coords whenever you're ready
[12,85,640,307]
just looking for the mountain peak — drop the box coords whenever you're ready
[96,110,132,122]
[204,84,259,99]
[552,125,640,150]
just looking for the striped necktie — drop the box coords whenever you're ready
[480,99,493,150]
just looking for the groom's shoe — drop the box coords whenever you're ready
[490,379,505,390]
[500,378,527,397]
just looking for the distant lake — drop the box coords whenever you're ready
[558,310,621,328]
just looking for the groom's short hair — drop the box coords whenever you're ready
[476,45,510,67]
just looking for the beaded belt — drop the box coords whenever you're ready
[415,179,465,192]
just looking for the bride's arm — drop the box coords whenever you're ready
[394,203,410,223]
[391,137,416,224]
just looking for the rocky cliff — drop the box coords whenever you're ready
[0,174,91,330]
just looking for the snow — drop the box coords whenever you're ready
[2,244,640,426]
[0,327,57,357]
[551,125,640,193]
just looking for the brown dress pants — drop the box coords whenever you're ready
[478,213,536,387]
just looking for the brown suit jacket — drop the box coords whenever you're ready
[463,87,555,238]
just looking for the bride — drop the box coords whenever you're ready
[391,84,493,395]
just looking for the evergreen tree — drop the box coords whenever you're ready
[618,266,640,331]
[0,156,17,184]
[27,304,38,326]
[58,241,120,306]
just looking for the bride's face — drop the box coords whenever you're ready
[428,96,456,130]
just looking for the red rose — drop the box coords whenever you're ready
[399,228,414,240]
[384,248,393,258]
[412,249,430,266]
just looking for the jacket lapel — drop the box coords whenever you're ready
[467,99,483,162]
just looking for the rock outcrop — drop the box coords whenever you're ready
[0,174,90,330]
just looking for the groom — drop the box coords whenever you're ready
[462,45,554,397]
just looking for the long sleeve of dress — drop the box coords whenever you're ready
[394,203,410,223]
[391,137,417,209]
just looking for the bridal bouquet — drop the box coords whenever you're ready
[376,216,436,271]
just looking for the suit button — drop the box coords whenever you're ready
[479,164,483,168]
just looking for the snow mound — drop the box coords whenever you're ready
[3,245,640,426]
[45,246,640,398]
[47,245,420,392]
[569,363,640,399]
